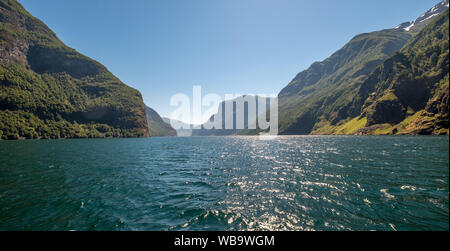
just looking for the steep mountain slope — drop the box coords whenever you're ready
[326,10,448,135]
[0,0,149,139]
[278,29,412,134]
[278,0,448,135]
[162,118,194,136]
[146,106,176,136]
[191,95,273,136]
[396,0,449,32]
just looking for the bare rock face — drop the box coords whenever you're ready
[366,99,406,126]
[0,5,29,66]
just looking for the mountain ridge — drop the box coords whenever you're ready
[344,9,449,135]
[278,29,412,134]
[0,0,150,139]
[191,95,274,136]
[276,0,449,136]
[395,0,449,32]
[146,106,177,137]
[162,118,195,136]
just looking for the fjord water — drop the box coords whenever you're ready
[0,136,448,231]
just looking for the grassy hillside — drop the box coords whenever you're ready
[0,0,149,139]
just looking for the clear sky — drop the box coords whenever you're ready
[19,0,441,122]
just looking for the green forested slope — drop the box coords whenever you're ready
[277,3,449,136]
[145,106,176,137]
[0,0,149,139]
[332,10,449,135]
[278,29,412,134]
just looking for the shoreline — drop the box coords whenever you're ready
[0,134,448,141]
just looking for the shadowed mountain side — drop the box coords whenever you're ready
[192,95,275,136]
[145,106,176,137]
[330,10,449,136]
[0,0,149,139]
[276,0,448,136]
[277,29,413,134]
[162,118,197,137]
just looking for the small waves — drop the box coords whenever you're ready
[0,136,448,231]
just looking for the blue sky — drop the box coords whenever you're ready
[19,0,440,121]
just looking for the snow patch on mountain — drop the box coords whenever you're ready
[395,0,449,32]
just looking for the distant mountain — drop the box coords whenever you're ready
[0,0,149,139]
[162,118,195,136]
[277,0,448,135]
[395,0,449,32]
[278,29,412,134]
[146,107,176,137]
[192,95,274,136]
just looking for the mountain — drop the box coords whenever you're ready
[145,106,176,137]
[277,0,448,135]
[327,9,448,135]
[395,0,449,32]
[0,0,149,140]
[278,30,412,134]
[191,95,274,136]
[162,118,195,136]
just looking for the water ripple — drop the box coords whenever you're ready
[0,136,448,231]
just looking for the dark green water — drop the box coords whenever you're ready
[0,136,448,231]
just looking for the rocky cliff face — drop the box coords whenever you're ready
[0,0,149,139]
